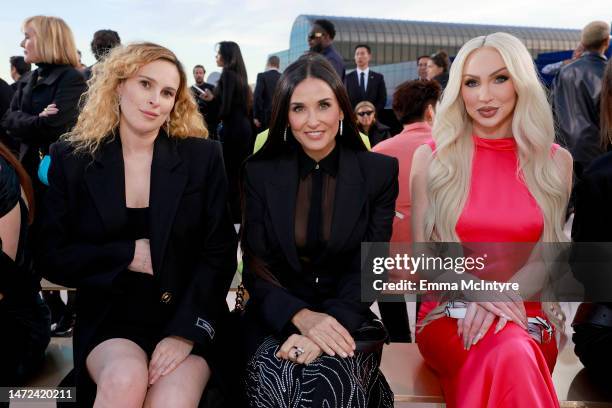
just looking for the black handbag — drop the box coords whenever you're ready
[353,318,390,354]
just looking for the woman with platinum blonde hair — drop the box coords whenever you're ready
[411,32,573,407]
[39,42,238,407]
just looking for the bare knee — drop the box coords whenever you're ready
[96,360,148,405]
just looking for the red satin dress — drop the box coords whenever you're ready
[416,135,560,408]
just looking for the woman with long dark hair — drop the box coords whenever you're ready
[0,141,50,386]
[202,41,253,221]
[241,53,396,407]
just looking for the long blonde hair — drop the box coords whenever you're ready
[422,32,570,333]
[23,16,79,67]
[425,32,568,243]
[65,42,207,154]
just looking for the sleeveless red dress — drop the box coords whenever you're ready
[416,135,560,408]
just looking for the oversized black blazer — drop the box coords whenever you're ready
[344,69,387,114]
[253,69,281,128]
[38,131,237,393]
[242,145,398,351]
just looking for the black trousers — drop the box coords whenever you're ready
[0,294,51,385]
[573,323,612,374]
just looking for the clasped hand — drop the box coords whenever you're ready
[287,309,356,360]
[457,288,527,350]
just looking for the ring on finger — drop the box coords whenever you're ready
[293,346,305,358]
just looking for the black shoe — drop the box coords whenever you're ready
[52,314,75,337]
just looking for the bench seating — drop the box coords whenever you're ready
[379,342,612,408]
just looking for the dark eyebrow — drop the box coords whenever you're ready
[462,67,509,79]
[138,75,177,92]
[290,98,333,106]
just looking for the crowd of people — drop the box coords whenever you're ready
[0,12,611,408]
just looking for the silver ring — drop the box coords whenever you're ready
[293,346,304,358]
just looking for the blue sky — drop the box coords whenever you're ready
[0,0,609,86]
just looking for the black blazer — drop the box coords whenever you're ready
[241,145,398,353]
[344,69,387,114]
[1,64,86,180]
[38,132,237,397]
[253,69,281,129]
[571,152,612,301]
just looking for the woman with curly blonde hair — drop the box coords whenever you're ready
[39,42,238,407]
[410,32,573,407]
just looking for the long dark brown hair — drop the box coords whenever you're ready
[216,41,253,114]
[241,53,366,285]
[0,142,34,224]
[601,59,612,149]
[252,53,366,161]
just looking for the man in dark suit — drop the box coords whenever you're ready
[191,65,218,139]
[344,44,387,116]
[253,56,281,131]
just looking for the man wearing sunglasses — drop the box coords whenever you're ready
[308,19,345,80]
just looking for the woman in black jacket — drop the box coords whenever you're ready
[202,41,253,222]
[355,100,391,147]
[241,54,396,407]
[1,15,86,199]
[38,43,237,407]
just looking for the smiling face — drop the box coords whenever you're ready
[117,59,180,138]
[288,77,343,161]
[461,47,517,139]
[20,25,40,64]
